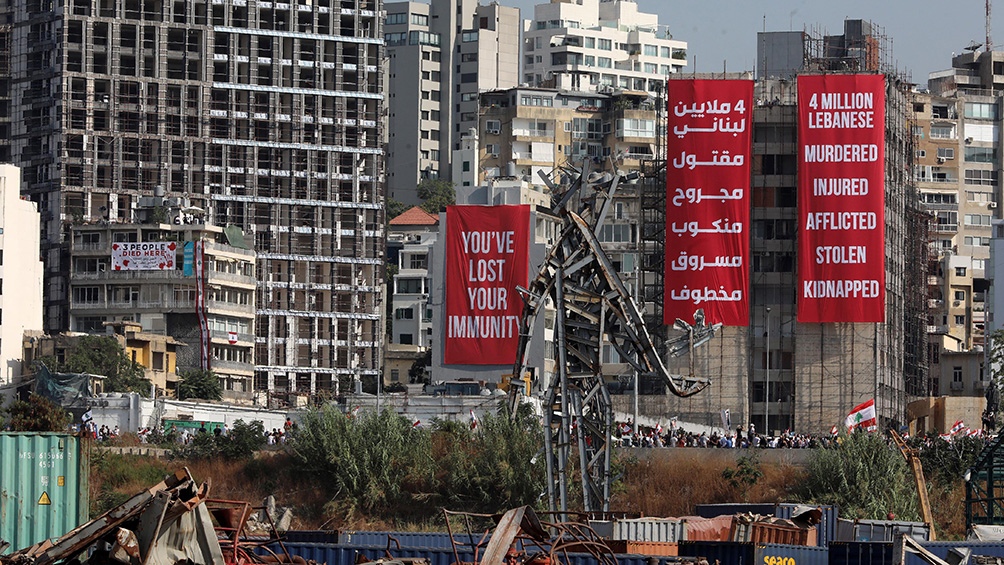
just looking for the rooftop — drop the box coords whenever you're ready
[390,206,439,226]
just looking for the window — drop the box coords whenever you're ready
[409,253,428,269]
[617,118,655,138]
[922,192,956,205]
[930,125,955,139]
[955,290,967,301]
[598,38,612,50]
[411,13,428,26]
[955,315,967,325]
[965,213,992,226]
[644,63,658,73]
[643,45,658,56]
[72,286,101,303]
[399,334,413,345]
[462,53,478,63]
[965,169,998,186]
[661,46,671,58]
[597,224,633,242]
[912,126,924,137]
[965,236,991,247]
[152,351,164,370]
[385,13,407,25]
[584,37,595,48]
[461,31,478,42]
[937,147,954,159]
[598,57,612,68]
[395,308,414,320]
[397,278,423,293]
[966,102,999,120]
[965,146,996,163]
[953,366,963,382]
[956,267,968,277]
[408,31,440,46]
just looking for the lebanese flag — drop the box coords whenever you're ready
[844,399,877,432]
[656,423,663,435]
[950,420,965,435]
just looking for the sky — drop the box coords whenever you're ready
[504,0,996,83]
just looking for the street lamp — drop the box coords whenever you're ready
[765,306,771,435]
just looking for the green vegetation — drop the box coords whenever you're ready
[172,419,267,460]
[722,453,763,501]
[2,394,71,431]
[417,179,455,215]
[288,403,544,521]
[44,335,150,396]
[177,369,223,401]
[386,198,409,221]
[801,431,921,520]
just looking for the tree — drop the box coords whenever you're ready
[3,394,71,431]
[177,369,223,401]
[408,350,431,384]
[417,179,455,214]
[63,336,150,396]
[386,198,409,221]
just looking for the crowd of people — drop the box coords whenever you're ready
[615,421,843,449]
[79,416,296,446]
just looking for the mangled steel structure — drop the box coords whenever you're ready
[443,506,616,565]
[511,166,718,516]
[0,469,297,565]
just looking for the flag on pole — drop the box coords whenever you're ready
[349,405,361,419]
[655,423,663,435]
[81,410,93,423]
[830,425,838,436]
[469,409,479,430]
[844,399,877,432]
[412,418,421,428]
[950,420,965,435]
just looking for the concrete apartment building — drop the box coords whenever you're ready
[1,0,385,398]
[0,165,43,392]
[522,0,686,94]
[67,199,257,399]
[387,206,438,349]
[916,48,1004,399]
[384,0,520,205]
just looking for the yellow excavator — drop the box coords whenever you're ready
[889,429,936,540]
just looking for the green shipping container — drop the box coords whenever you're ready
[0,433,89,553]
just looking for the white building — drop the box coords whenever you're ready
[388,207,439,348]
[384,0,521,205]
[523,0,687,94]
[0,164,43,391]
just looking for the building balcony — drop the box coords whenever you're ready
[512,128,553,139]
[210,358,255,376]
[210,329,255,344]
[950,381,965,391]
[928,299,944,309]
[934,224,958,233]
[206,299,255,315]
[207,271,256,287]
[928,324,949,334]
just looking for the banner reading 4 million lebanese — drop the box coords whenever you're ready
[798,74,885,323]
[664,79,752,326]
[444,205,530,365]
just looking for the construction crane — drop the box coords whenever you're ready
[889,429,936,540]
[510,165,718,516]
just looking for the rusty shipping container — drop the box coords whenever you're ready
[731,518,816,546]
[0,433,89,553]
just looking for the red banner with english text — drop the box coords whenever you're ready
[797,74,885,322]
[444,205,530,365]
[664,79,752,326]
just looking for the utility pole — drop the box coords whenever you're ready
[765,306,771,435]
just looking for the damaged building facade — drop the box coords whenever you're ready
[2,0,385,397]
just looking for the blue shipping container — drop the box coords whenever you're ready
[283,531,340,544]
[270,541,682,565]
[775,504,839,547]
[337,531,488,549]
[678,542,827,565]
[827,542,893,565]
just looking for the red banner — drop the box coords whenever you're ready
[664,80,752,326]
[797,74,885,322]
[444,205,530,365]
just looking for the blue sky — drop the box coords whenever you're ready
[504,0,995,83]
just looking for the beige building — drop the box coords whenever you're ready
[0,165,43,392]
[67,198,257,400]
[915,49,1004,397]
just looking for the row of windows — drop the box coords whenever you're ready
[386,13,428,26]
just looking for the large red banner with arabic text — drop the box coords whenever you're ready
[797,74,885,323]
[444,205,530,365]
[664,79,752,326]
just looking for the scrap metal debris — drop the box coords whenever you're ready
[0,469,306,565]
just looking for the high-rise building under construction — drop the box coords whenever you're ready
[1,0,385,396]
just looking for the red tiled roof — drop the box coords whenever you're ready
[390,206,439,226]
